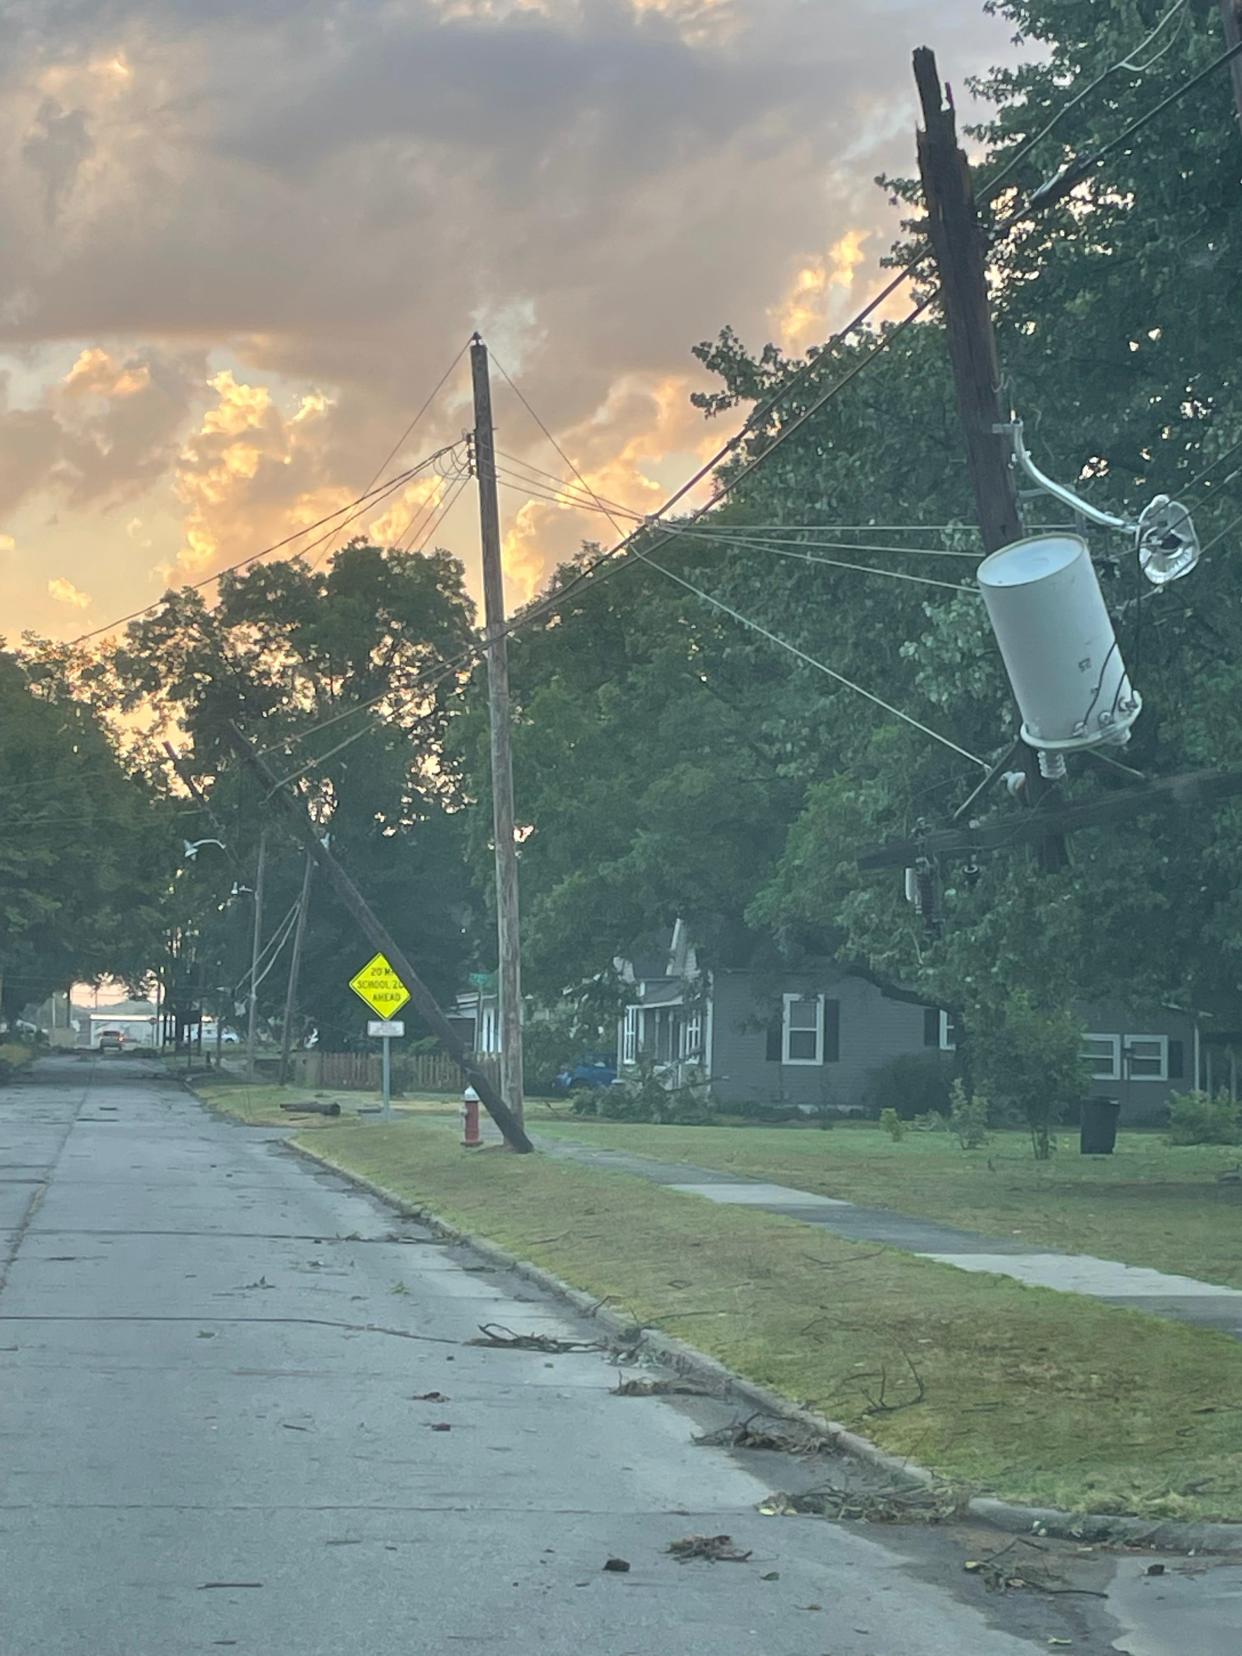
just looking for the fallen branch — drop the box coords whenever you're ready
[467,1323,603,1354]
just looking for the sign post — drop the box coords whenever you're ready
[349,953,411,1123]
[368,1019,405,1119]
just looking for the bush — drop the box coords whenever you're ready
[1167,1089,1240,1146]
[0,1041,34,1085]
[970,993,1086,1161]
[911,1110,949,1132]
[879,1107,906,1142]
[573,1059,714,1125]
[949,1079,990,1150]
[863,1052,953,1121]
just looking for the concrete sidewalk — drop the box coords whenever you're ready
[539,1136,1242,1340]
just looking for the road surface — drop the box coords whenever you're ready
[0,1057,1235,1654]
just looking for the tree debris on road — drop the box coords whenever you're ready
[667,1534,753,1564]
[468,1322,603,1354]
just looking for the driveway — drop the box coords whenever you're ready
[0,1056,1234,1654]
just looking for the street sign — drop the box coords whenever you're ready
[348,952,411,1019]
[367,1019,405,1038]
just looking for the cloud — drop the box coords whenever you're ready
[48,576,91,608]
[0,533,15,553]
[0,0,1017,615]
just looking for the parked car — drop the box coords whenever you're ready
[97,1030,125,1053]
[552,1055,617,1093]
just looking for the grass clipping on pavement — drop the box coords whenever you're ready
[300,1119,1242,1524]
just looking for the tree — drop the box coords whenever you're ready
[106,542,479,1047]
[0,648,176,1018]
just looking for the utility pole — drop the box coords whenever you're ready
[245,829,267,1079]
[1221,1,1242,131]
[278,848,314,1085]
[914,47,1066,872]
[469,332,525,1127]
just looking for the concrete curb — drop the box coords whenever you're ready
[283,1137,1242,1555]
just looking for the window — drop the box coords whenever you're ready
[924,1009,957,1050]
[782,994,824,1065]
[1082,1033,1121,1081]
[765,1014,782,1063]
[683,1008,702,1062]
[622,1006,638,1066]
[1124,1034,1168,1082]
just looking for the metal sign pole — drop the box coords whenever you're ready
[382,1034,392,1121]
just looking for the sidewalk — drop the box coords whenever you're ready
[538,1135,1242,1340]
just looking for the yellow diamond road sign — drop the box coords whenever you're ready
[348,952,411,1020]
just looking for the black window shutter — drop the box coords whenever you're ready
[765,1015,782,1062]
[1168,1039,1184,1080]
[824,999,840,1063]
[923,1008,940,1047]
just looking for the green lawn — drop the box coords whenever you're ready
[293,1118,1242,1522]
[194,1078,458,1128]
[536,1119,1242,1288]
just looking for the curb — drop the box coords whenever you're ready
[282,1136,1242,1555]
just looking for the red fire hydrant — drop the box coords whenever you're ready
[462,1085,482,1148]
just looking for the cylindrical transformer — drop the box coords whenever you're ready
[977,534,1141,764]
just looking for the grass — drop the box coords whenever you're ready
[193,1078,459,1128]
[535,1119,1242,1288]
[289,1117,1242,1522]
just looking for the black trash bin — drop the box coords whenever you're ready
[1080,1095,1120,1155]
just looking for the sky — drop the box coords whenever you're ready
[0,0,1021,639]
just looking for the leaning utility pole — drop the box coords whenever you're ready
[245,829,268,1079]
[469,332,525,1127]
[1222,1,1242,131]
[278,848,314,1085]
[914,47,1066,872]
[223,721,534,1152]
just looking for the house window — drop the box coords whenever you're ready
[1124,1034,1168,1082]
[622,1006,638,1066]
[1082,1033,1121,1081]
[939,1011,957,1051]
[683,1009,702,1062]
[782,994,824,1065]
[923,1008,940,1047]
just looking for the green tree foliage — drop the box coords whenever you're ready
[107,543,478,1047]
[0,649,176,1016]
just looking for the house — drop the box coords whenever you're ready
[615,923,1210,1124]
[450,974,500,1054]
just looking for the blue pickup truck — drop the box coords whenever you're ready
[552,1055,617,1094]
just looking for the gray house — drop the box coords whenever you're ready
[616,923,1210,1123]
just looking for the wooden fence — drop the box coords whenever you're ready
[309,1048,500,1094]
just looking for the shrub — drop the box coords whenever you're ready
[911,1109,949,1132]
[0,1042,34,1085]
[575,1059,714,1125]
[863,1052,954,1121]
[970,993,1086,1161]
[949,1079,990,1150]
[1167,1089,1240,1146]
[879,1107,906,1142]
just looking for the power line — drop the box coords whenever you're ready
[67,448,459,647]
[307,341,470,571]
[633,548,986,769]
[492,469,984,560]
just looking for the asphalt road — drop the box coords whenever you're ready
[0,1057,1235,1655]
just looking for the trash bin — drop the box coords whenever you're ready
[1080,1095,1120,1155]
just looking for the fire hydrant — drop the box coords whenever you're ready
[462,1084,482,1148]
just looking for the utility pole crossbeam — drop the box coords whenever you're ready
[278,848,314,1086]
[914,47,1066,872]
[857,766,1242,869]
[470,333,526,1129]
[223,722,534,1153]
